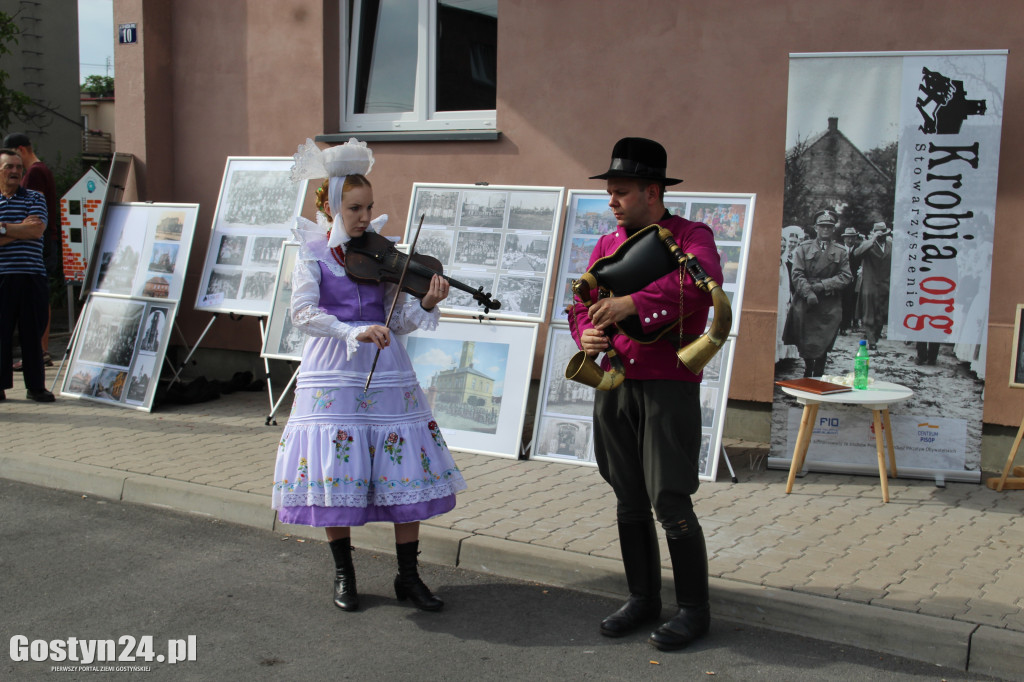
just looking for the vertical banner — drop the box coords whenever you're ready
[891,55,1005,346]
[771,51,1006,482]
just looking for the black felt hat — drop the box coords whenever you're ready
[589,137,683,185]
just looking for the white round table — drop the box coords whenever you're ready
[779,380,913,503]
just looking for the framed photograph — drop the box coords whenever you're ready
[61,294,178,412]
[90,203,199,302]
[405,183,565,322]
[551,191,614,322]
[400,318,538,459]
[195,157,308,316]
[554,190,755,333]
[697,337,736,480]
[1010,304,1024,388]
[261,243,307,361]
[531,326,597,465]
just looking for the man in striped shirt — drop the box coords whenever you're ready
[0,147,54,402]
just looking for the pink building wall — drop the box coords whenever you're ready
[112,0,1024,427]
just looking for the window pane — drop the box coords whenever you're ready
[436,0,497,112]
[354,0,418,114]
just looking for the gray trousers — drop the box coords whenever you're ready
[593,379,702,539]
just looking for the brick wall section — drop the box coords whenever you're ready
[60,197,105,283]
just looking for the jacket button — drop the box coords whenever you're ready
[644,317,651,323]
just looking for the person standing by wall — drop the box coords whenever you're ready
[273,138,464,613]
[3,133,59,367]
[569,137,722,652]
[0,147,55,402]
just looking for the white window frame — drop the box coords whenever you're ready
[339,0,497,134]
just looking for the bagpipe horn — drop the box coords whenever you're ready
[676,285,732,374]
[565,349,626,391]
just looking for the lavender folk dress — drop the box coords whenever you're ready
[272,217,466,526]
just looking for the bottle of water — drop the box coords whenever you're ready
[854,340,869,390]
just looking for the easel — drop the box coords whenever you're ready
[167,310,223,387]
[719,446,739,483]
[259,317,300,426]
[264,363,299,425]
[49,309,84,393]
[172,312,285,424]
[989,304,1024,491]
[986,416,1024,491]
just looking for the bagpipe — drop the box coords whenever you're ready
[565,224,732,391]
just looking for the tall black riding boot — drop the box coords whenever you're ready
[329,537,359,611]
[813,354,828,377]
[600,520,663,637]
[394,540,443,611]
[649,531,710,651]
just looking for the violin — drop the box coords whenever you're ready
[345,230,501,313]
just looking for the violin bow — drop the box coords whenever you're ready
[363,214,426,391]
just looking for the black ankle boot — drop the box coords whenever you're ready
[649,532,710,651]
[394,541,443,611]
[329,537,359,611]
[600,520,662,637]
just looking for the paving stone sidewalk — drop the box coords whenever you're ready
[2,357,1023,679]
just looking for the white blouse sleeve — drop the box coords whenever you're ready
[384,283,440,335]
[290,257,369,359]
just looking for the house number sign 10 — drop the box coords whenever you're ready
[119,23,137,44]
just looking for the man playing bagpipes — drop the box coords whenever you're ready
[568,137,723,652]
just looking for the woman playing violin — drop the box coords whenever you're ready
[272,138,464,613]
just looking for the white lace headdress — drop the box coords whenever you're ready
[290,138,377,248]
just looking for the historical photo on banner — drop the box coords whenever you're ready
[771,51,1007,481]
[405,184,564,322]
[195,158,308,316]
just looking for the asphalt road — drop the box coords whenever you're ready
[0,478,996,681]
